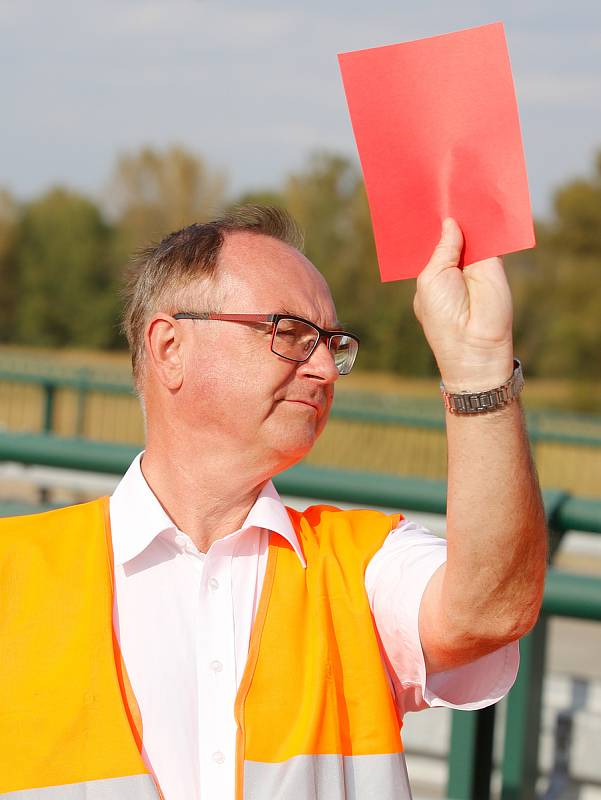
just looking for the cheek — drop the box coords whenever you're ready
[190,366,254,410]
[183,350,290,428]
[181,327,310,422]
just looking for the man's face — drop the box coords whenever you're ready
[174,232,342,474]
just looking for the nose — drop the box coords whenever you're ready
[297,338,340,383]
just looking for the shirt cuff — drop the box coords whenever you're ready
[423,640,520,711]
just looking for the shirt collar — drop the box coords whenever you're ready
[109,452,305,568]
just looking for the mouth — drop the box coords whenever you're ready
[284,399,321,413]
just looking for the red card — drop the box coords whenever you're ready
[338,22,535,281]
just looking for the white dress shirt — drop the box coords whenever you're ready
[110,454,518,800]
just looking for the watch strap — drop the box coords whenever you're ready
[440,359,524,415]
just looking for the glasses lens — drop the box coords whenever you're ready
[273,318,319,361]
[329,334,358,375]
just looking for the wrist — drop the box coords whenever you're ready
[438,351,514,393]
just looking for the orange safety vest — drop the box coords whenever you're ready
[0,498,408,799]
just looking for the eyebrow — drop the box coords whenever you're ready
[277,307,344,330]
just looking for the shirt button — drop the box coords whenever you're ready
[212,751,225,764]
[210,660,223,673]
[208,577,219,590]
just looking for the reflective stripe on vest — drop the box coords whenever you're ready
[244,753,411,799]
[0,774,159,798]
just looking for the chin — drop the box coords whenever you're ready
[268,434,317,474]
[261,413,328,471]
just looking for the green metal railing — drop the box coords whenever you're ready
[0,361,133,436]
[3,358,601,497]
[1,430,600,799]
[1,356,601,446]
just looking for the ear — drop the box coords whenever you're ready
[145,313,184,390]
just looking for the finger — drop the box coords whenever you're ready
[413,290,421,321]
[421,218,464,279]
[462,255,507,290]
[463,254,504,275]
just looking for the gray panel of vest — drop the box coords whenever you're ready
[1,774,160,799]
[244,753,412,799]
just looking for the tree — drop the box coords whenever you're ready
[0,189,20,341]
[231,189,286,209]
[551,150,601,258]
[509,150,601,387]
[14,187,120,348]
[106,145,227,257]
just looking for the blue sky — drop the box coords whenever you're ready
[2,0,600,217]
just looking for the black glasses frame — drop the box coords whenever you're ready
[172,312,360,374]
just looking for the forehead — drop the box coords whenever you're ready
[211,231,338,327]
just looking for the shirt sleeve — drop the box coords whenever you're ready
[364,519,519,718]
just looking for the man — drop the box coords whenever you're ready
[1,206,547,799]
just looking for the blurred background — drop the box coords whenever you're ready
[1,1,600,799]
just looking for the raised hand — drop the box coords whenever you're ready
[413,218,514,392]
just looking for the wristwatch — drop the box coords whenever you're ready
[440,359,524,415]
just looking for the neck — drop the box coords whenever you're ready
[141,438,272,554]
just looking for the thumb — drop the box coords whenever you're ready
[422,218,464,277]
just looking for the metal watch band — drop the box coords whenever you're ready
[440,359,524,415]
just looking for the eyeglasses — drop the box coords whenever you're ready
[173,312,360,375]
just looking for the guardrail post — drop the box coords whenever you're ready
[40,382,57,502]
[500,614,547,799]
[541,709,573,799]
[75,368,91,437]
[447,705,496,799]
[42,381,56,434]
